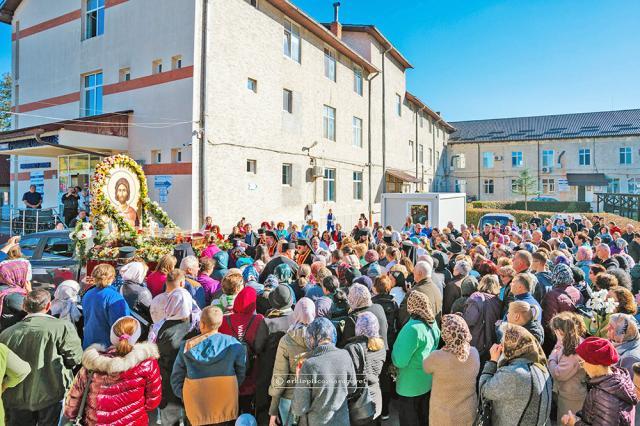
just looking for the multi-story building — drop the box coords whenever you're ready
[447,109,640,204]
[0,0,454,230]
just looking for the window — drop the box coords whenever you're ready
[608,177,620,193]
[579,148,591,166]
[483,152,494,169]
[119,67,130,82]
[152,60,163,74]
[18,236,40,259]
[247,159,257,174]
[283,89,293,113]
[512,151,523,167]
[85,0,105,39]
[172,55,183,70]
[420,113,424,128]
[409,141,414,162]
[395,94,402,116]
[324,48,336,81]
[511,179,521,193]
[283,20,301,63]
[352,117,363,147]
[245,0,258,7]
[42,237,74,260]
[628,178,640,194]
[428,148,433,166]
[282,163,292,186]
[620,147,632,165]
[353,171,363,200]
[435,151,440,166]
[483,179,494,194]
[353,67,363,96]
[81,72,103,117]
[323,168,336,201]
[172,149,182,163]
[455,179,466,193]
[152,150,161,164]
[542,178,555,194]
[323,105,336,141]
[418,144,424,164]
[247,78,257,93]
[428,118,433,133]
[542,150,554,168]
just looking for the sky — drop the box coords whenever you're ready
[0,1,638,122]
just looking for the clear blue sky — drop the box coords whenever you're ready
[0,0,638,122]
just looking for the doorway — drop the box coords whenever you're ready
[577,186,586,202]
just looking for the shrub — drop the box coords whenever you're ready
[466,208,640,228]
[470,201,591,213]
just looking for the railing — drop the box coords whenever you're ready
[9,207,67,235]
[594,193,640,221]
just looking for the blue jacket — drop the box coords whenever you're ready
[81,285,130,349]
[171,332,246,425]
[515,292,542,323]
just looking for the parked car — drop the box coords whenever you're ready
[530,196,559,202]
[478,213,516,229]
[17,230,80,290]
[551,213,584,224]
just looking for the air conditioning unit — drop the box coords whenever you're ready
[311,166,324,178]
[541,167,552,173]
[494,155,503,161]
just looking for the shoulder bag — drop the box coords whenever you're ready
[348,342,376,425]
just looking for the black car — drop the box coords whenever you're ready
[18,230,80,290]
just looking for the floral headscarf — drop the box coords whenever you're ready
[0,260,29,288]
[552,263,574,287]
[347,283,372,310]
[355,311,380,338]
[407,290,435,324]
[242,266,259,283]
[441,314,472,362]
[500,323,546,368]
[263,274,279,288]
[305,317,337,349]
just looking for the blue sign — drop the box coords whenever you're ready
[30,171,44,194]
[20,162,51,170]
[154,176,173,189]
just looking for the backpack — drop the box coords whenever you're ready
[374,296,398,345]
[226,315,257,373]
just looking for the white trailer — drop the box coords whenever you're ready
[381,193,467,231]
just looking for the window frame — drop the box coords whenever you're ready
[353,171,363,200]
[409,140,415,162]
[172,55,183,70]
[283,19,301,63]
[282,163,292,186]
[483,179,494,194]
[85,0,105,40]
[542,149,554,168]
[620,147,632,165]
[542,178,555,194]
[247,78,257,93]
[395,93,402,117]
[578,148,591,166]
[455,179,466,193]
[482,152,494,169]
[324,48,336,82]
[418,144,424,164]
[353,67,363,96]
[246,159,257,174]
[323,168,336,202]
[352,116,363,148]
[511,151,523,168]
[283,88,293,113]
[119,67,131,82]
[323,105,336,141]
[81,71,103,117]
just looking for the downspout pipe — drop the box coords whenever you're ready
[477,142,481,200]
[416,106,425,185]
[198,0,209,228]
[367,71,380,224]
[381,46,392,194]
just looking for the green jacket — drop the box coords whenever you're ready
[0,314,82,411]
[0,343,30,423]
[392,317,440,397]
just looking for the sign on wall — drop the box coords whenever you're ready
[154,176,173,203]
[30,171,44,194]
[558,178,569,192]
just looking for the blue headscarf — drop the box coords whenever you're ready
[552,263,574,287]
[305,317,337,349]
[275,263,293,284]
[243,266,259,283]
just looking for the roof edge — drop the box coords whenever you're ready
[337,24,413,70]
[449,107,640,125]
[405,91,456,133]
[0,0,21,24]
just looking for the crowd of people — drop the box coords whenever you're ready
[0,212,639,425]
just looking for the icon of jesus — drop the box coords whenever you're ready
[114,177,138,227]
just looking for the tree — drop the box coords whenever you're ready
[512,169,538,210]
[0,73,12,131]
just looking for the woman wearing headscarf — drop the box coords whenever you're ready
[269,297,316,426]
[344,312,386,424]
[391,291,441,426]
[450,275,478,314]
[463,274,502,364]
[155,288,200,426]
[119,261,153,325]
[607,312,640,425]
[291,317,356,426]
[63,316,162,425]
[479,324,552,426]
[0,260,30,330]
[541,263,583,352]
[51,279,82,335]
[338,283,388,349]
[423,314,479,426]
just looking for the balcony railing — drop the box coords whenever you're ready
[9,208,66,235]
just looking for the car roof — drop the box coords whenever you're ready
[481,213,515,219]
[21,230,71,239]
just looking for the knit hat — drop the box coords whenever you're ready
[365,250,379,264]
[576,336,619,366]
[268,284,293,309]
[552,263,574,287]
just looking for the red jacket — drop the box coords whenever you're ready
[64,343,162,426]
[219,286,264,395]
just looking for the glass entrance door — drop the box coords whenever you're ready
[58,154,101,212]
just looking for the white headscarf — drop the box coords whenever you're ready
[148,288,201,343]
[51,280,81,323]
[120,262,147,284]
[110,316,142,347]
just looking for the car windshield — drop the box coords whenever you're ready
[41,237,75,260]
[480,216,512,228]
[18,237,40,259]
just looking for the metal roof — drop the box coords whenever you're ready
[449,109,640,143]
[566,173,608,187]
[0,0,21,24]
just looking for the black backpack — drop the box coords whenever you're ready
[373,295,399,345]
[226,315,257,373]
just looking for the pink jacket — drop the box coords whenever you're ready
[548,342,587,402]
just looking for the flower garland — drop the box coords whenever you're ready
[90,154,176,244]
[69,221,94,261]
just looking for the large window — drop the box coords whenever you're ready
[283,20,301,62]
[542,178,555,194]
[579,148,591,166]
[628,178,640,194]
[85,0,105,39]
[482,152,494,169]
[353,171,363,200]
[353,67,363,96]
[620,147,632,165]
[324,48,336,82]
[608,177,620,193]
[542,150,554,168]
[82,72,103,117]
[483,179,494,194]
[512,151,523,167]
[323,105,336,141]
[352,117,363,147]
[323,168,336,201]
[455,179,466,193]
[283,89,293,113]
[282,163,292,186]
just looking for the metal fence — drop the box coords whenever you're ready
[594,193,640,221]
[9,208,66,235]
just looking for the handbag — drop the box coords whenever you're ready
[64,370,93,426]
[348,342,376,426]
[473,395,492,426]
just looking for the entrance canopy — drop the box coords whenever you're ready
[0,111,131,157]
[386,168,421,184]
[566,173,608,187]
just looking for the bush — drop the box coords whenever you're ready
[470,201,591,213]
[466,208,640,228]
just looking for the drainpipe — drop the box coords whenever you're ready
[477,142,481,200]
[415,107,425,187]
[367,71,380,224]
[381,47,392,194]
[537,140,540,193]
[197,0,208,228]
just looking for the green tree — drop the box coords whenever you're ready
[0,73,12,131]
[512,169,538,210]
